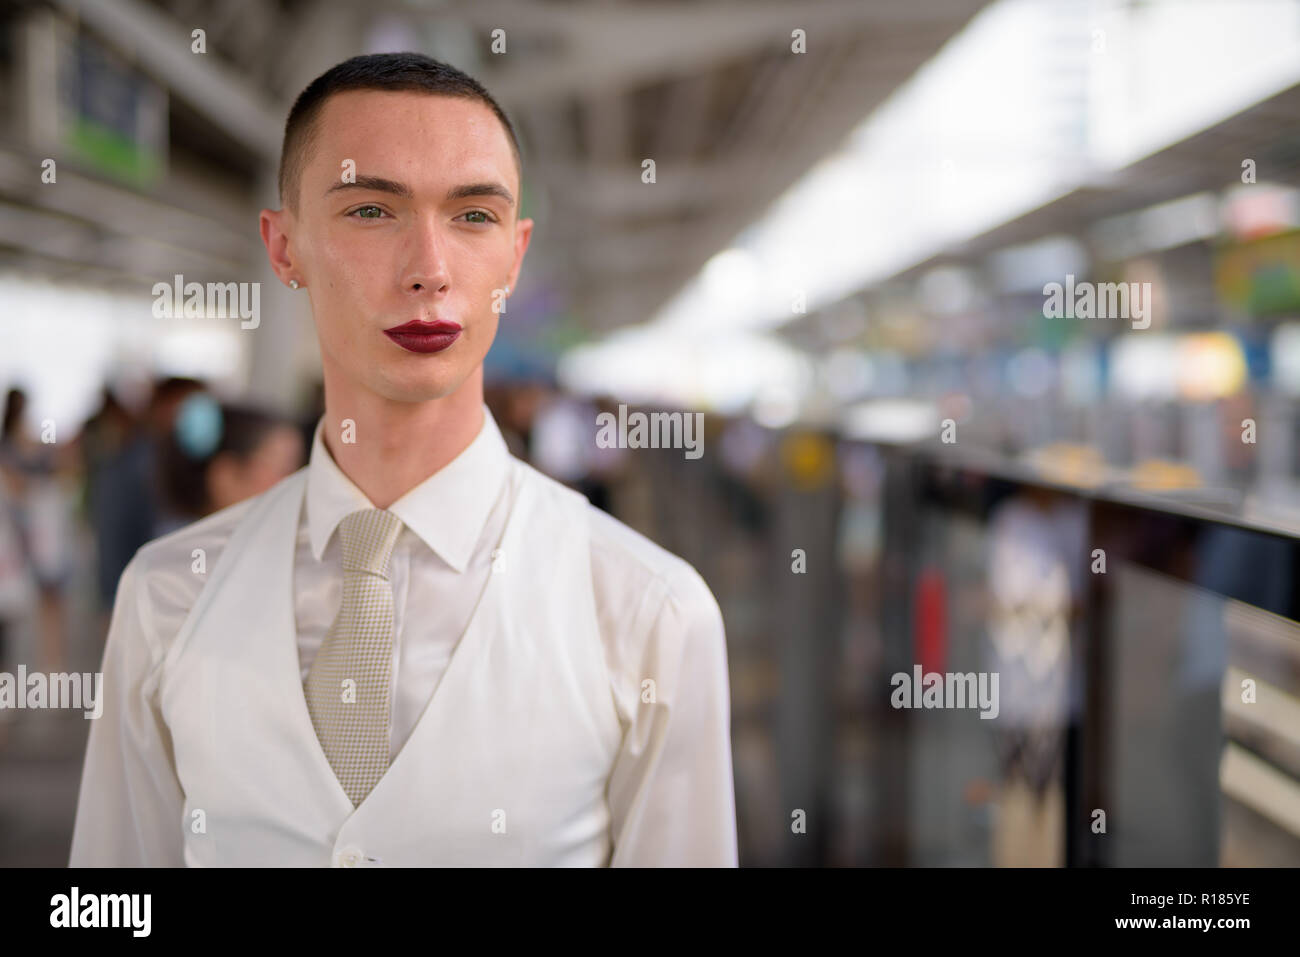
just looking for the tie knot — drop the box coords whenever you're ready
[337,508,404,577]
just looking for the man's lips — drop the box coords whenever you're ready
[383,320,462,354]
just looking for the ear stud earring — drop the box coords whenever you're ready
[289,279,300,289]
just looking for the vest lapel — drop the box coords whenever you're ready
[337,461,624,865]
[162,459,622,866]
[162,469,354,863]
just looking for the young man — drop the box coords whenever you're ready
[70,53,737,867]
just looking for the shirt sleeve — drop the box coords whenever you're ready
[69,555,186,866]
[606,565,739,867]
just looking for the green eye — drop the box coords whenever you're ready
[352,205,384,219]
[463,210,491,224]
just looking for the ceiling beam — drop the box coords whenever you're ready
[582,90,629,167]
[466,0,986,106]
[265,0,360,103]
[0,146,251,268]
[537,157,782,217]
[657,70,719,162]
[0,200,246,282]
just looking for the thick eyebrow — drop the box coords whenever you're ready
[325,176,515,208]
[445,182,515,208]
[325,175,412,199]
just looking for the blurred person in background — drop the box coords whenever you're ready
[80,377,203,628]
[142,377,206,537]
[0,460,37,749]
[0,388,79,673]
[158,393,305,526]
[485,379,547,461]
[528,392,615,514]
[82,384,151,619]
[983,486,1085,867]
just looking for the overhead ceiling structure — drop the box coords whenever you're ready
[1,0,994,335]
[880,82,1300,287]
[456,0,995,333]
[800,77,1300,328]
[757,78,1300,361]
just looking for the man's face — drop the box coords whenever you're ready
[262,90,532,405]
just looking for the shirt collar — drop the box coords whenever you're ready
[306,403,511,573]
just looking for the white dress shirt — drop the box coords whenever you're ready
[69,404,738,866]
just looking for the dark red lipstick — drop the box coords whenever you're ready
[383,319,462,354]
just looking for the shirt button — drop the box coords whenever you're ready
[336,846,363,867]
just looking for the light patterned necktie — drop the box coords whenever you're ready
[305,507,405,806]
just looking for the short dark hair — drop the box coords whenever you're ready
[277,52,523,212]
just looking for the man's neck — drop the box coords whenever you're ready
[320,374,486,510]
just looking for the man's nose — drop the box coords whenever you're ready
[402,217,452,293]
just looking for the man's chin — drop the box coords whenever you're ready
[323,344,479,405]
[371,371,469,404]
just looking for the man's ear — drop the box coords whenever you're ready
[260,207,298,287]
[508,217,535,291]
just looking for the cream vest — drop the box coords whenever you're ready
[158,460,624,866]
